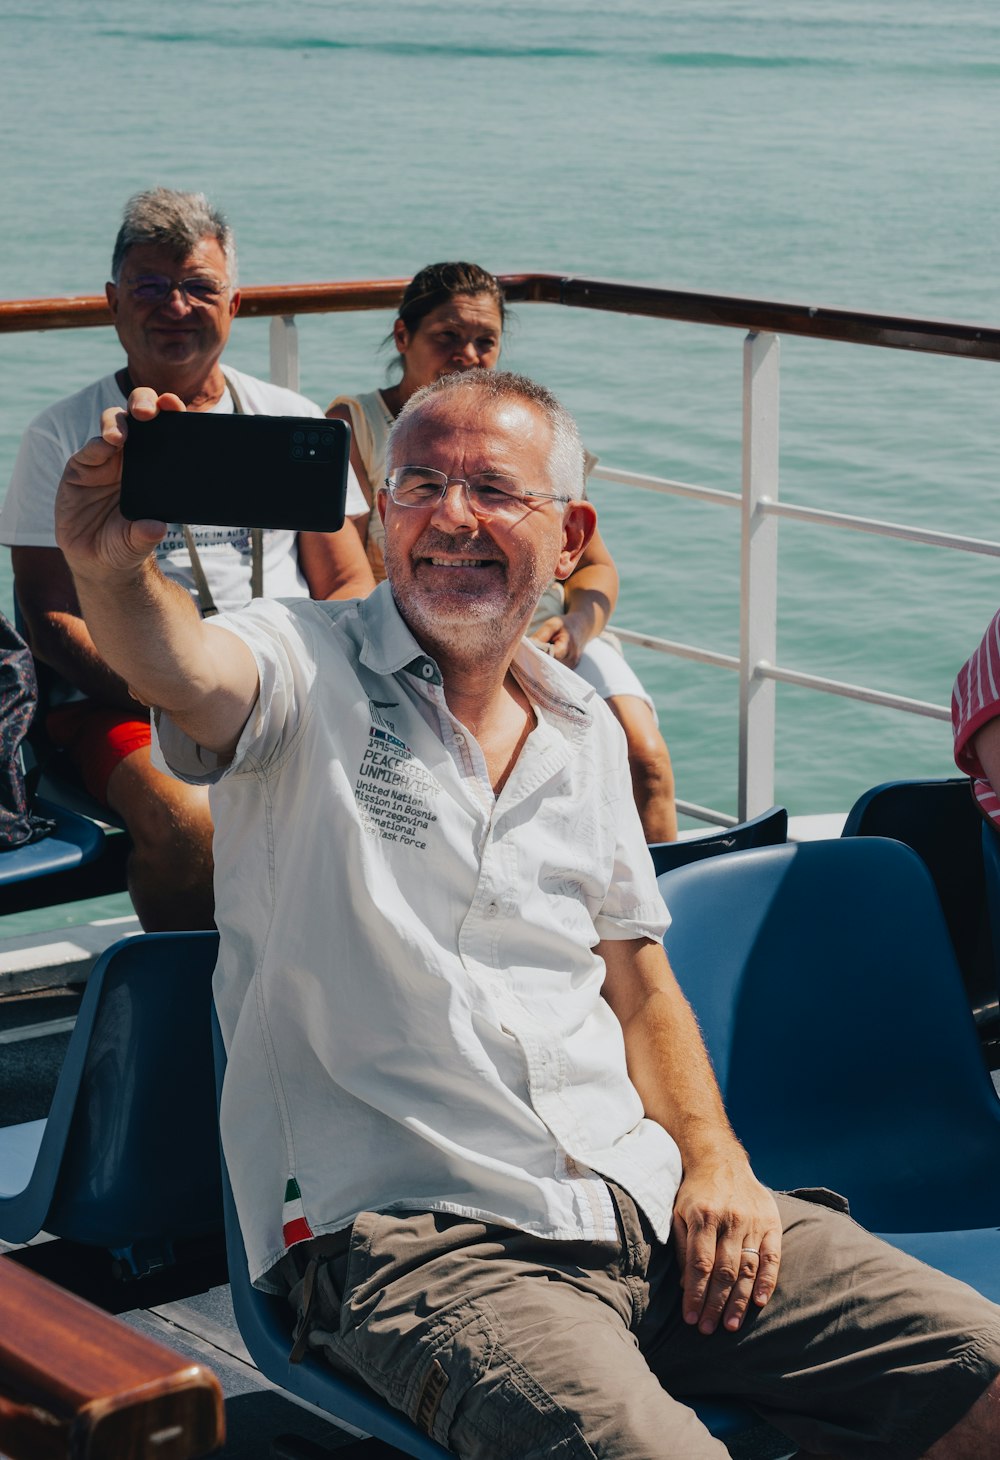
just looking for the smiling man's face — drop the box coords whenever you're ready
[106,235,239,391]
[380,393,588,663]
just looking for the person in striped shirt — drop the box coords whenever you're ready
[953,607,1000,825]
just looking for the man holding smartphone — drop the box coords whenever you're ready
[0,188,372,930]
[53,370,1000,1459]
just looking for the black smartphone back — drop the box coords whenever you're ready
[120,412,350,532]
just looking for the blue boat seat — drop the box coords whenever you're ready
[0,791,128,917]
[0,930,222,1276]
[660,838,1000,1302]
[841,776,995,1033]
[212,1013,771,1457]
[0,795,103,885]
[648,804,787,877]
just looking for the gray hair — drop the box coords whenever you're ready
[387,369,585,500]
[110,188,238,286]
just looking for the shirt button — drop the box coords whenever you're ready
[453,733,466,746]
[421,663,435,679]
[486,902,499,917]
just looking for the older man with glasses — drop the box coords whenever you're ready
[55,368,1000,1459]
[0,187,372,931]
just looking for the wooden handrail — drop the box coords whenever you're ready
[0,274,548,335]
[0,1256,224,1460]
[1,272,999,361]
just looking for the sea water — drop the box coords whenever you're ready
[1,0,999,863]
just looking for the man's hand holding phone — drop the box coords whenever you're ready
[55,388,262,759]
[56,389,180,583]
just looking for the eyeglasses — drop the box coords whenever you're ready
[385,466,571,515]
[125,274,231,305]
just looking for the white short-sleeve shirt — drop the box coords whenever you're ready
[155,584,679,1288]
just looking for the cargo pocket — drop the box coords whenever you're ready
[782,1186,851,1216]
[430,1300,598,1460]
[406,1300,499,1447]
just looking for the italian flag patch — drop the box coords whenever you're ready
[282,1177,314,1246]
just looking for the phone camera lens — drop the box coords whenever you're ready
[291,445,304,459]
[307,431,319,446]
[292,430,305,444]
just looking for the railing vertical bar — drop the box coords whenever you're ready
[739,331,780,819]
[269,315,300,392]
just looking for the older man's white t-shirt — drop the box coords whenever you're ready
[0,365,367,611]
[155,584,679,1289]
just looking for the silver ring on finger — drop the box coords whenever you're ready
[741,1248,760,1256]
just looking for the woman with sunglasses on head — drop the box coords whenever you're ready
[326,261,677,842]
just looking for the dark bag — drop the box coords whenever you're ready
[0,612,56,850]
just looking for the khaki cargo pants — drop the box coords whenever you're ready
[279,1187,1000,1459]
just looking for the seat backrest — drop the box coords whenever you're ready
[0,798,103,889]
[659,838,1000,1233]
[647,805,787,877]
[841,778,992,1018]
[43,931,223,1260]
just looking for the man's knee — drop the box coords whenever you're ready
[107,748,213,854]
[604,696,677,841]
[105,747,215,929]
[606,699,674,789]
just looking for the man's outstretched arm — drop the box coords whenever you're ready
[55,389,259,759]
[600,935,782,1338]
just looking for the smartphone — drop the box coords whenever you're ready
[120,411,350,532]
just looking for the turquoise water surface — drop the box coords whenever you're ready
[2,0,999,857]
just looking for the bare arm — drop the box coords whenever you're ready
[600,935,781,1335]
[12,545,139,710]
[296,522,375,600]
[532,527,619,668]
[55,392,259,757]
[326,402,375,505]
[973,719,1000,798]
[325,401,380,550]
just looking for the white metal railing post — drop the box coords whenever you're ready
[739,331,780,819]
[269,315,300,392]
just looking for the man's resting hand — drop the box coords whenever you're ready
[672,1148,782,1336]
[530,612,589,669]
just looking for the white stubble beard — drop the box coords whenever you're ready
[384,526,557,665]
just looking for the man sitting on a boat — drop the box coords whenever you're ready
[0,186,373,931]
[55,369,1000,1459]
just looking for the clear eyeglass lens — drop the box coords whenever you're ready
[130,275,226,304]
[392,468,527,510]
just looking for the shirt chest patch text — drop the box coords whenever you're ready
[354,715,440,851]
[158,525,253,555]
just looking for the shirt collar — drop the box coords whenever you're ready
[358,581,443,686]
[511,638,594,732]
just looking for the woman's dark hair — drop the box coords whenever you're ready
[396,261,506,336]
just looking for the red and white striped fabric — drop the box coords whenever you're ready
[952,607,1000,827]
